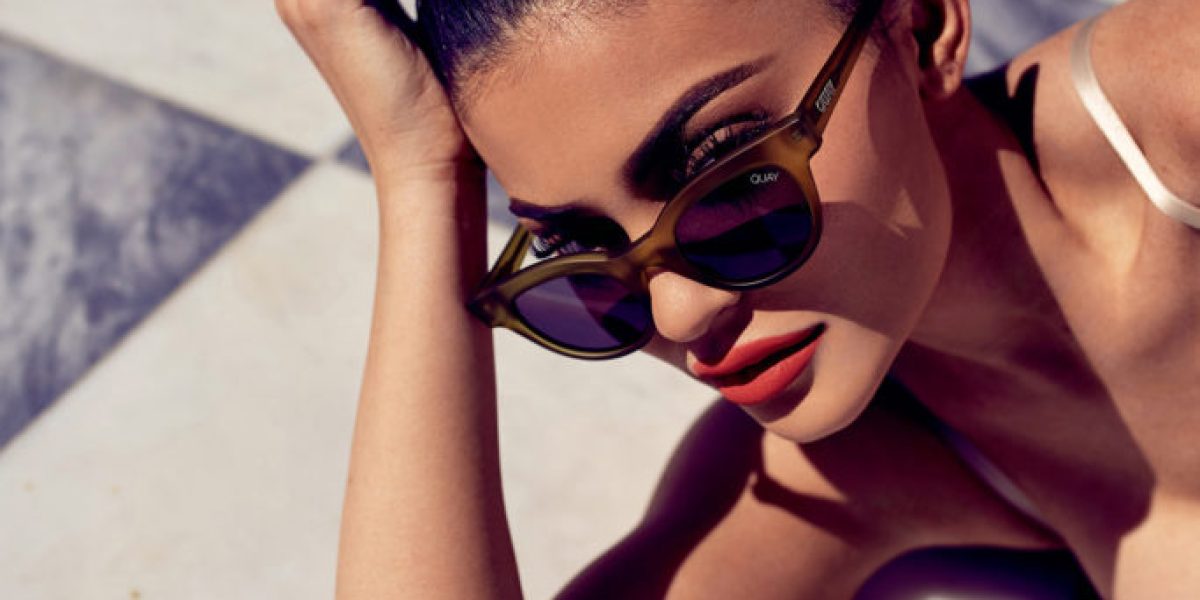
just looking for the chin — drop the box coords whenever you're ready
[744,328,899,445]
[754,388,875,444]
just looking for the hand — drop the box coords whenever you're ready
[275,0,479,185]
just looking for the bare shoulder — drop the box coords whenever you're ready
[1091,0,1200,205]
[555,386,1065,599]
[995,1,1200,367]
[1007,0,1200,213]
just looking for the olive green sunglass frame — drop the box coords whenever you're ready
[467,0,883,359]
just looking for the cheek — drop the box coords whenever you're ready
[755,154,950,346]
[743,64,953,442]
[784,51,951,336]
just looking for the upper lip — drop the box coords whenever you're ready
[690,324,826,384]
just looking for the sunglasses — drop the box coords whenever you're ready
[468,0,883,360]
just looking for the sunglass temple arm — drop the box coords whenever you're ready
[476,224,534,291]
[797,0,885,138]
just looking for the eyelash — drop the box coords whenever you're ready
[678,112,773,183]
[531,218,629,259]
[531,229,587,259]
[530,113,774,259]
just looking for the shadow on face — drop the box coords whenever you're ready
[462,0,957,443]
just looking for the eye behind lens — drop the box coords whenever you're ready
[512,273,652,353]
[675,166,816,284]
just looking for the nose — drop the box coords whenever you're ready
[646,270,740,344]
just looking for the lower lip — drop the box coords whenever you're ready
[714,333,823,406]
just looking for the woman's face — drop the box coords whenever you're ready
[461,0,954,443]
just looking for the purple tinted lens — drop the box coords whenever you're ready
[513,273,651,352]
[676,166,813,282]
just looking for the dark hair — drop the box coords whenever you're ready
[415,0,864,104]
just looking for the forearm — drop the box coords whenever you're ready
[336,172,522,599]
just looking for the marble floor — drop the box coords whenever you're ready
[0,1,1118,598]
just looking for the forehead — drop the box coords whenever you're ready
[460,0,836,210]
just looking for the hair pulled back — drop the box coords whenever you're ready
[413,0,865,102]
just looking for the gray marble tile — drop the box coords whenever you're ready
[334,137,370,174]
[0,34,310,449]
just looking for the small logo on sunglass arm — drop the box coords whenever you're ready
[816,81,836,113]
[750,171,781,185]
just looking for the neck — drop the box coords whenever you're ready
[900,81,1079,377]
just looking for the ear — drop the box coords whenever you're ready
[907,0,971,100]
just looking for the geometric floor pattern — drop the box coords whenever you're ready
[0,34,310,448]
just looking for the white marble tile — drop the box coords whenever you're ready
[494,324,712,599]
[0,0,352,157]
[0,162,710,599]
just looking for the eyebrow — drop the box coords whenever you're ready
[509,54,776,221]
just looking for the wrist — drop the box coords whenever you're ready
[373,157,485,193]
[374,159,488,225]
[362,128,483,191]
[374,168,492,292]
